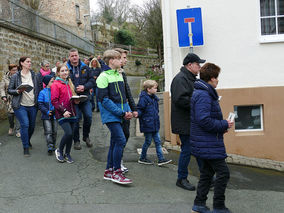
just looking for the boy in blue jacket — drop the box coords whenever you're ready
[137,80,172,166]
[97,50,133,185]
[38,75,57,155]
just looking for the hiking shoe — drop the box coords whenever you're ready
[16,132,21,138]
[112,169,132,185]
[176,179,196,191]
[192,205,211,213]
[83,137,93,148]
[74,141,82,150]
[23,148,30,157]
[64,153,74,164]
[157,159,172,166]
[121,161,128,173]
[212,207,232,213]
[55,149,65,162]
[138,158,154,165]
[47,144,54,155]
[103,168,113,181]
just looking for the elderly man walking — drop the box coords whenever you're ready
[171,53,205,191]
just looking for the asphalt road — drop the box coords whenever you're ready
[0,112,283,213]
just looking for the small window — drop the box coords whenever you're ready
[75,4,80,20]
[234,105,263,131]
[259,0,284,42]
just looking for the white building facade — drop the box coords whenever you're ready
[161,0,284,162]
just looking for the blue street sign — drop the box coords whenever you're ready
[176,7,204,47]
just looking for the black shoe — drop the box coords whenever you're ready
[74,141,82,150]
[23,148,30,157]
[157,159,172,166]
[96,109,100,112]
[138,158,154,165]
[176,179,196,191]
[83,137,93,148]
[29,142,32,149]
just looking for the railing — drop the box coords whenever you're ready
[94,41,158,57]
[0,0,95,54]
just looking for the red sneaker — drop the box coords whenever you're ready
[103,168,113,181]
[112,169,132,185]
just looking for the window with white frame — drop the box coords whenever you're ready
[234,105,263,131]
[260,0,284,42]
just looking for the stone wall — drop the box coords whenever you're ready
[0,27,90,77]
[39,0,92,40]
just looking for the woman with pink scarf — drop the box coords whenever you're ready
[37,60,55,90]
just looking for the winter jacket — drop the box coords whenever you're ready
[90,67,102,88]
[96,68,131,124]
[38,88,55,120]
[66,60,95,96]
[7,70,40,110]
[190,79,229,159]
[137,90,160,133]
[37,70,56,91]
[50,77,76,123]
[170,66,196,135]
[0,71,14,113]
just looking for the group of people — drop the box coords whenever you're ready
[171,53,233,213]
[1,48,232,212]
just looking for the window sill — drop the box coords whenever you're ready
[234,131,264,137]
[259,34,284,43]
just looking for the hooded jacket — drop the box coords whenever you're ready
[137,90,160,133]
[96,68,131,124]
[66,59,95,96]
[50,77,76,123]
[190,79,229,159]
[170,66,196,135]
[38,87,55,120]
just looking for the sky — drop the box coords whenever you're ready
[89,0,149,14]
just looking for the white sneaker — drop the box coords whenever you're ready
[121,163,128,174]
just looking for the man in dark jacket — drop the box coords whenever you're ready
[67,48,95,150]
[170,53,205,191]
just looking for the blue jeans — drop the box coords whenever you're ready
[178,134,203,180]
[141,132,164,161]
[106,122,126,170]
[14,106,37,148]
[59,122,75,155]
[90,87,98,110]
[73,98,92,142]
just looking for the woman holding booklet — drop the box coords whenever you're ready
[51,64,79,164]
[8,56,40,156]
[190,63,234,213]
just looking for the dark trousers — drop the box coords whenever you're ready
[42,119,57,146]
[178,134,203,180]
[59,122,75,155]
[73,99,92,142]
[122,119,130,143]
[106,122,126,170]
[194,158,230,209]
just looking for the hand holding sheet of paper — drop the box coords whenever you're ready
[227,112,235,129]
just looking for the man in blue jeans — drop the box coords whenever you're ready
[67,49,95,150]
[170,53,206,191]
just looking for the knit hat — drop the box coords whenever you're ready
[42,75,53,86]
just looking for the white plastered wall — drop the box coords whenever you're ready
[161,0,284,91]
